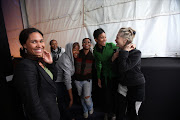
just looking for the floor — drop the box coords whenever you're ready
[69,104,105,120]
[0,81,106,120]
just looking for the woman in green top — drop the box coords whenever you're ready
[93,28,118,120]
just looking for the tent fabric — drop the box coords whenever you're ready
[1,0,23,57]
[4,0,180,57]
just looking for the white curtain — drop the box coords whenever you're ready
[21,0,180,57]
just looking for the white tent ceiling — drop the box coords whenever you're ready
[2,0,180,57]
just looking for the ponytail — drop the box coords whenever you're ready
[20,47,27,58]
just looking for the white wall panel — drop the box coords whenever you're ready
[3,0,180,57]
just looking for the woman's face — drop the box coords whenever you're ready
[95,32,107,48]
[50,40,58,50]
[82,38,91,50]
[72,45,80,58]
[23,32,45,57]
[115,33,127,49]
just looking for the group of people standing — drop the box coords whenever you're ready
[13,27,145,120]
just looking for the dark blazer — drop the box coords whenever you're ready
[13,59,60,120]
[112,49,145,86]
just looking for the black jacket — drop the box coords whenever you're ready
[112,49,145,86]
[13,59,60,120]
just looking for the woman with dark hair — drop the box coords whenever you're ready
[55,42,80,120]
[93,28,118,120]
[13,28,60,120]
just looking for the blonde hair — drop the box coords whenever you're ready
[118,27,136,43]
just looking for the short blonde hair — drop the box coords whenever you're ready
[118,27,136,43]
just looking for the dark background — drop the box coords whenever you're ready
[139,57,180,120]
[0,1,16,120]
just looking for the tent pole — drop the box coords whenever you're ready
[19,0,29,28]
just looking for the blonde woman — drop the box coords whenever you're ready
[112,27,145,120]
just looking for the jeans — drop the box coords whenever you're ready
[74,79,93,113]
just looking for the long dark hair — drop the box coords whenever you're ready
[19,28,43,58]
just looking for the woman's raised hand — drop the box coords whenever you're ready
[43,50,53,64]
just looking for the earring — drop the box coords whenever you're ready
[24,48,27,53]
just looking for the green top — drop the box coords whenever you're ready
[93,43,118,85]
[44,66,53,80]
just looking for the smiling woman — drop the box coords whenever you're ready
[55,42,80,120]
[112,27,145,120]
[13,28,60,120]
[93,28,118,120]
[19,28,44,58]
[23,32,45,57]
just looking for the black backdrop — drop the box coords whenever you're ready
[0,0,13,85]
[139,57,180,120]
[0,1,16,120]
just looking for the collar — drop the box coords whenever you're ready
[95,44,105,53]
